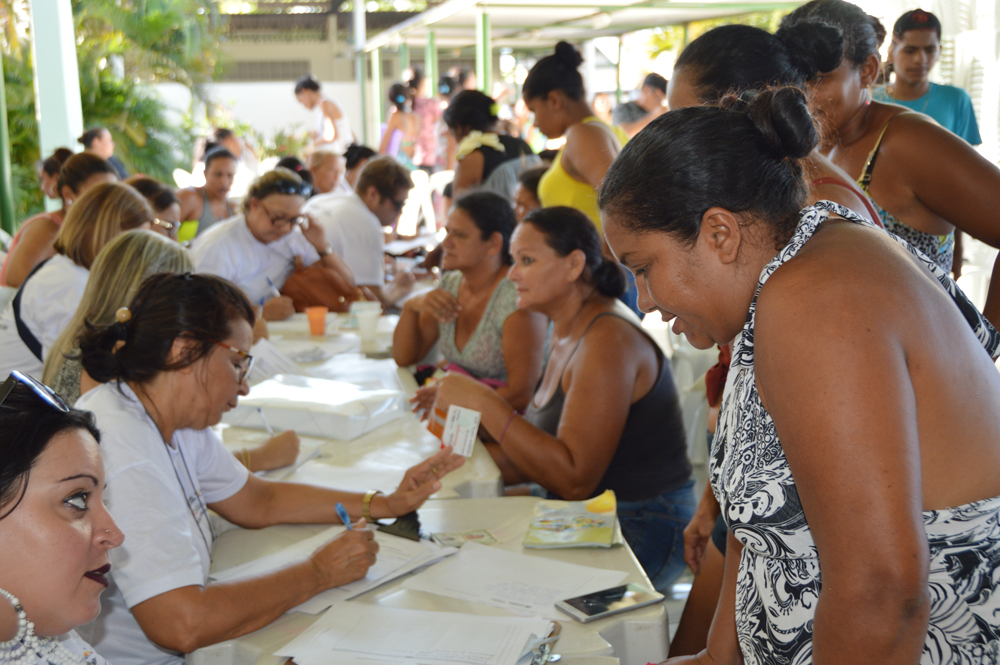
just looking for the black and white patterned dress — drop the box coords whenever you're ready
[711,200,1000,664]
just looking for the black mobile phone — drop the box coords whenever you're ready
[555,583,664,623]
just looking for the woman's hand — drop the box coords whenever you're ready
[410,382,439,420]
[685,489,722,575]
[310,523,379,589]
[300,212,328,251]
[382,447,466,516]
[434,373,493,415]
[262,295,295,321]
[246,431,301,472]
[410,288,460,323]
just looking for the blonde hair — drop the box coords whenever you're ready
[42,230,192,387]
[240,167,308,216]
[53,182,153,269]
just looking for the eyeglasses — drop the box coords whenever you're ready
[259,201,308,230]
[213,342,255,384]
[0,371,71,412]
[152,218,176,231]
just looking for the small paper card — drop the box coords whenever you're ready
[440,404,481,457]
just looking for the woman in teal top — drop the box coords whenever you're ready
[393,192,548,413]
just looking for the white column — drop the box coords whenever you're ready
[583,40,597,102]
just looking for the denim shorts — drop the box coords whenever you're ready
[616,478,697,593]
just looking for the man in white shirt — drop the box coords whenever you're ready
[305,156,415,307]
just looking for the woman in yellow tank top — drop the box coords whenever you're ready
[524,42,628,234]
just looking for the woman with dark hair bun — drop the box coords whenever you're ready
[668,22,879,230]
[601,88,1000,665]
[343,144,377,190]
[0,372,124,665]
[79,127,128,179]
[379,82,420,171]
[394,191,547,413]
[780,0,1000,325]
[125,176,182,240]
[74,272,464,665]
[443,90,535,199]
[434,205,693,593]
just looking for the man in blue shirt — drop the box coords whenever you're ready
[874,8,982,146]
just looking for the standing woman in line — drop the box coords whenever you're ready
[601,89,1000,665]
[177,148,237,236]
[522,42,640,314]
[380,83,421,171]
[78,127,129,180]
[1,152,117,289]
[780,0,1000,325]
[295,75,354,155]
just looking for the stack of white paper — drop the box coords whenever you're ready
[401,542,628,620]
[210,526,456,614]
[276,603,551,665]
[247,339,309,386]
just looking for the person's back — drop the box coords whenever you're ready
[303,191,383,287]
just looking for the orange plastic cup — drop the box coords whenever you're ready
[306,306,328,335]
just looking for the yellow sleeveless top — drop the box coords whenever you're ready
[537,116,628,232]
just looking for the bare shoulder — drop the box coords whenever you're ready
[576,307,649,365]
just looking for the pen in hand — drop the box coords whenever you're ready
[257,408,275,437]
[335,502,353,530]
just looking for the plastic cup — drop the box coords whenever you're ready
[357,309,380,351]
[306,306,328,336]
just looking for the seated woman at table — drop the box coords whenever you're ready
[74,272,464,665]
[0,182,152,380]
[394,191,548,413]
[190,168,356,322]
[126,176,182,240]
[41,230,299,471]
[0,371,124,665]
[177,147,237,237]
[600,89,1000,665]
[434,207,694,592]
[1,151,117,289]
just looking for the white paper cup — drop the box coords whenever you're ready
[357,309,380,351]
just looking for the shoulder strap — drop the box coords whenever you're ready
[11,258,50,361]
[857,112,917,192]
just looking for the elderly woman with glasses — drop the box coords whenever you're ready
[71,273,465,665]
[190,168,356,321]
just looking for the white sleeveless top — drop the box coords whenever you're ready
[315,96,353,155]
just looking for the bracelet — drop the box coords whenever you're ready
[318,244,333,257]
[362,489,383,522]
[498,411,517,446]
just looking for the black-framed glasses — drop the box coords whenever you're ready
[213,342,255,384]
[259,201,308,230]
[0,371,71,412]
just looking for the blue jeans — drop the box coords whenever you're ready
[617,479,697,593]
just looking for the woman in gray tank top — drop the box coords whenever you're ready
[434,206,694,592]
[177,147,237,236]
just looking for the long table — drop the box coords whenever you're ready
[192,497,669,665]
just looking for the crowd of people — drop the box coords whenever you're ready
[2,1,1000,664]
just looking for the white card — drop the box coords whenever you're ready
[440,404,480,457]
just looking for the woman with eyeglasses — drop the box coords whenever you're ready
[0,371,125,665]
[0,182,152,381]
[125,176,182,241]
[73,272,464,665]
[190,168,356,321]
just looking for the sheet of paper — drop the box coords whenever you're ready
[259,446,321,481]
[383,234,438,256]
[401,541,628,619]
[440,405,480,457]
[285,459,407,495]
[210,526,456,613]
[248,338,309,385]
[275,602,551,665]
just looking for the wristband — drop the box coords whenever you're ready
[362,489,383,522]
[318,244,333,257]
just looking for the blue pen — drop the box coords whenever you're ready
[265,276,282,299]
[335,503,353,530]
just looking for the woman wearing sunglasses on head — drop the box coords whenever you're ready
[0,371,125,665]
[190,168,356,321]
[73,272,465,665]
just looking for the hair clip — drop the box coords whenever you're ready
[731,89,758,114]
[181,272,194,281]
[115,307,132,323]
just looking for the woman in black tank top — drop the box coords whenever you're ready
[434,207,694,592]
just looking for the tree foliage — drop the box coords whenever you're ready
[647,10,789,58]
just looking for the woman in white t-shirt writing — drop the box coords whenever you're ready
[74,273,464,665]
[0,182,152,380]
[191,168,356,322]
[0,371,124,665]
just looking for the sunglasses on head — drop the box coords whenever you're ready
[0,371,71,413]
[254,180,313,200]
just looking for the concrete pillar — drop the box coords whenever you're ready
[29,0,84,212]
[371,47,383,144]
[475,10,491,94]
[353,0,368,144]
[425,31,438,91]
[0,57,15,234]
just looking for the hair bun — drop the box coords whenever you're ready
[746,87,817,160]
[553,41,583,69]
[776,23,843,78]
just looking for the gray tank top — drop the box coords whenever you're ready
[198,188,234,235]
[524,312,691,501]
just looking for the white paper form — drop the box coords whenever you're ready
[275,603,551,665]
[248,338,310,385]
[401,542,628,620]
[210,526,456,613]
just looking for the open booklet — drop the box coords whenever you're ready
[523,490,620,549]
